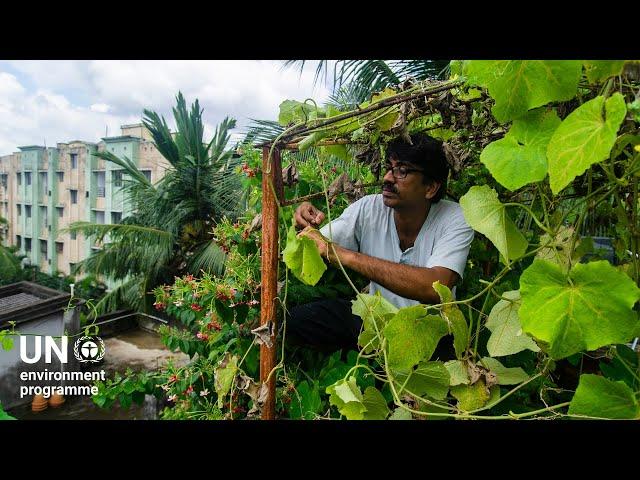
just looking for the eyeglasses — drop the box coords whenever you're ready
[384,164,424,180]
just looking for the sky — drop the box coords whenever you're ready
[0,60,332,156]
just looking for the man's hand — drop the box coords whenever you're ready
[298,226,331,258]
[294,201,326,229]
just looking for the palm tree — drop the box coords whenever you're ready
[285,60,450,106]
[67,92,244,314]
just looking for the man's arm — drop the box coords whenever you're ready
[300,228,457,304]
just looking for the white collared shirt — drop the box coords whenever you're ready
[320,194,474,308]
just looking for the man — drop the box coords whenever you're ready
[286,133,474,353]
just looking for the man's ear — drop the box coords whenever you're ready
[424,181,441,200]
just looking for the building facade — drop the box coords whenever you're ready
[0,124,171,277]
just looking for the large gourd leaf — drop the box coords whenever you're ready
[519,259,640,359]
[464,60,582,123]
[460,186,528,262]
[547,93,626,194]
[480,108,560,191]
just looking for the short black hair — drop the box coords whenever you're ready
[385,133,448,202]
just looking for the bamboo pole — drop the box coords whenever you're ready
[260,146,283,420]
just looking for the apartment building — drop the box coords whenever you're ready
[0,124,171,277]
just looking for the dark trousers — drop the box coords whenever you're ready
[285,297,456,360]
[285,298,362,352]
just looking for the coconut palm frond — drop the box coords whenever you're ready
[92,151,152,187]
[188,240,226,276]
[91,276,147,316]
[243,119,285,145]
[208,116,237,162]
[142,110,181,166]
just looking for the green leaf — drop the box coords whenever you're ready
[519,259,640,359]
[278,100,316,126]
[299,131,327,152]
[450,379,490,412]
[444,360,470,386]
[1,336,14,351]
[480,357,529,385]
[358,329,379,354]
[432,281,468,359]
[464,60,582,123]
[486,290,540,357]
[290,381,322,420]
[393,361,450,400]
[480,108,561,190]
[326,376,366,420]
[547,93,627,194]
[370,88,400,131]
[583,61,626,84]
[214,353,238,408]
[460,185,528,261]
[282,225,327,286]
[321,144,350,162]
[352,292,398,332]
[362,387,390,420]
[536,226,580,273]
[383,306,449,371]
[389,407,413,420]
[0,404,15,420]
[568,374,640,419]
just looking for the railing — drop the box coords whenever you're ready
[97,186,105,197]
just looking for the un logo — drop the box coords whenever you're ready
[73,336,106,363]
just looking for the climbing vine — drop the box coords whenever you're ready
[86,60,640,420]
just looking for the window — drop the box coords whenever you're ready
[111,211,122,224]
[57,207,64,218]
[40,172,49,199]
[57,171,64,182]
[95,171,105,197]
[16,235,21,249]
[69,262,76,273]
[17,172,21,186]
[56,242,63,254]
[0,174,6,189]
[95,211,105,224]
[70,231,77,240]
[70,189,78,204]
[70,153,78,169]
[40,240,48,260]
[25,238,31,251]
[113,170,123,187]
[142,170,151,182]
[25,172,31,186]
[25,205,31,218]
[40,207,47,229]
[17,204,21,217]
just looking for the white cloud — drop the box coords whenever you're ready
[0,60,332,155]
[90,103,111,113]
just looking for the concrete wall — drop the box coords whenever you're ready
[0,307,80,410]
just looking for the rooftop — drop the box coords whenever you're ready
[0,282,71,326]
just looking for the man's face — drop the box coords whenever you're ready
[381,155,441,210]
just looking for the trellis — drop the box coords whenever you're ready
[255,78,463,419]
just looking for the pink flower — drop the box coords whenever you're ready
[168,394,178,402]
[153,301,166,311]
[206,320,222,332]
[200,389,209,397]
[191,303,203,312]
[185,385,194,395]
[196,332,209,341]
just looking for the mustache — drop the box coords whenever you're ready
[382,182,398,193]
